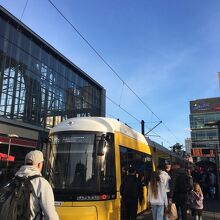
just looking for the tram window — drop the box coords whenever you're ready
[100,142,116,191]
[96,133,116,192]
[119,146,152,185]
[48,132,116,194]
[120,147,128,182]
[49,134,97,190]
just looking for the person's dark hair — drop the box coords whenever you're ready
[150,172,160,199]
[165,161,171,165]
[157,164,163,170]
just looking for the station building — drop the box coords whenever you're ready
[189,97,220,166]
[0,6,105,170]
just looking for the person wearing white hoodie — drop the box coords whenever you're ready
[148,172,168,220]
[158,164,171,194]
[158,164,171,220]
[15,150,59,220]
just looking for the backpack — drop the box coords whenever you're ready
[0,175,41,220]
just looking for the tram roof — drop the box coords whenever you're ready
[50,117,147,143]
[147,137,188,162]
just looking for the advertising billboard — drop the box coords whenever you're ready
[191,148,216,157]
[190,97,220,113]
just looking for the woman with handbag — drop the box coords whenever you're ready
[148,172,168,220]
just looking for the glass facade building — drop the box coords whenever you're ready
[0,6,105,174]
[0,7,105,129]
[189,97,220,160]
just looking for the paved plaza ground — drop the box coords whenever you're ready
[137,199,220,220]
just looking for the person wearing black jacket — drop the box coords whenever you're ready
[120,166,143,220]
[170,162,193,220]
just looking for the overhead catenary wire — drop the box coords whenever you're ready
[106,99,172,145]
[20,0,29,21]
[46,0,181,144]
[106,96,140,123]
[119,82,125,107]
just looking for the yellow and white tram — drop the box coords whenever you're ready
[47,117,153,220]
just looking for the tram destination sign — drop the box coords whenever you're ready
[191,148,216,157]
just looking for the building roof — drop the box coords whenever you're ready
[0,6,104,89]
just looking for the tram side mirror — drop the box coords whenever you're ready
[97,134,107,156]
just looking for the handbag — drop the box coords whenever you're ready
[166,203,178,220]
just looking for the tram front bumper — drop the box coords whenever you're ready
[56,205,97,220]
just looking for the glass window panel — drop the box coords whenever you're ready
[30,41,40,59]
[0,17,7,37]
[8,23,15,42]
[0,35,4,51]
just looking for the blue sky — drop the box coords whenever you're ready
[1,0,220,148]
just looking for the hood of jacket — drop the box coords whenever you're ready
[160,170,170,178]
[15,165,42,177]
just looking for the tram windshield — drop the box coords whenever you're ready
[47,132,116,198]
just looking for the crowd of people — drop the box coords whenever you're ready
[192,167,217,200]
[120,161,217,220]
[0,150,217,220]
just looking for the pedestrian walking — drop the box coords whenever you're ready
[190,183,203,220]
[148,171,168,220]
[15,150,59,220]
[170,162,192,220]
[120,165,143,220]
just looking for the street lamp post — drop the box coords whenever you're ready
[7,134,19,167]
[205,121,220,199]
